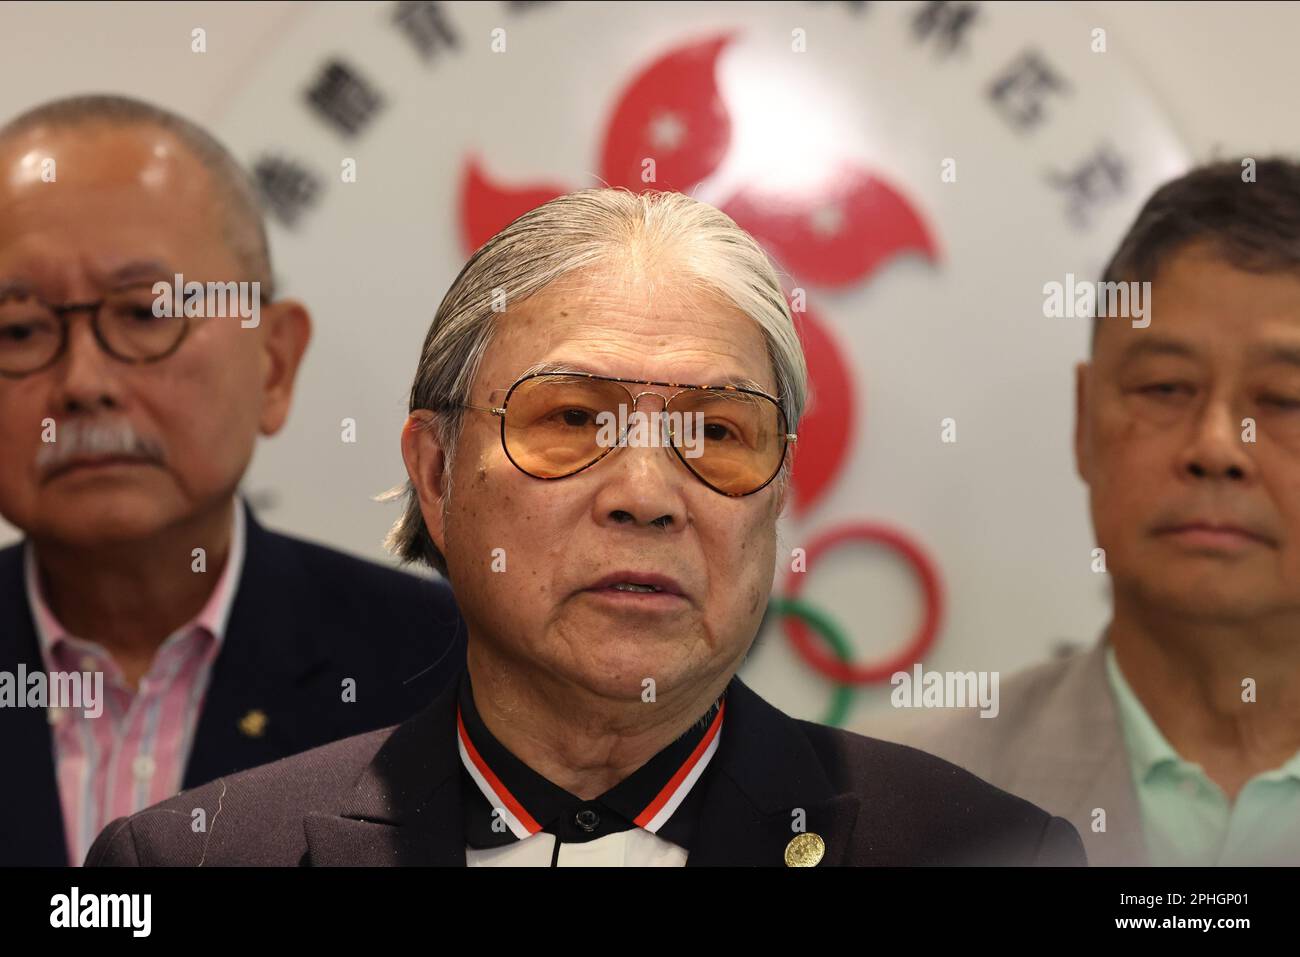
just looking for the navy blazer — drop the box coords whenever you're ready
[0,503,467,865]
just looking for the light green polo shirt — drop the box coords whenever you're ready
[1105,645,1300,866]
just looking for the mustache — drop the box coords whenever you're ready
[34,419,166,478]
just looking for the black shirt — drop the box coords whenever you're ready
[457,669,725,861]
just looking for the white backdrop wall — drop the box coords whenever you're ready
[0,1,1295,725]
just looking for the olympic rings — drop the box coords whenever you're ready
[781,522,944,686]
[763,596,856,726]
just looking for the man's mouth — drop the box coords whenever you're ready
[582,583,688,610]
[45,454,160,481]
[1153,521,1276,551]
[582,571,688,604]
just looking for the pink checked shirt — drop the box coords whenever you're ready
[24,504,245,865]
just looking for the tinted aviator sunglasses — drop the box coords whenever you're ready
[455,371,797,496]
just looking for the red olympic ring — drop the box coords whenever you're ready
[781,522,944,685]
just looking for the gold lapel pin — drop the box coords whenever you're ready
[238,709,268,738]
[784,832,826,867]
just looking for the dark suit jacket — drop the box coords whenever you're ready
[0,503,467,866]
[85,671,1086,866]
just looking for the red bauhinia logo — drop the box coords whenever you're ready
[460,34,939,518]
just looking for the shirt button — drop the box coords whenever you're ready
[132,755,156,782]
[79,654,98,672]
[575,808,600,833]
[1180,779,1198,796]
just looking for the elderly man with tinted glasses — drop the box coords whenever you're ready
[87,188,1083,867]
[0,95,466,867]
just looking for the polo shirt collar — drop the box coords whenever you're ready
[456,668,725,851]
[1105,642,1300,785]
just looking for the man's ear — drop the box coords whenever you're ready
[401,410,450,558]
[257,298,312,435]
[1074,360,1092,484]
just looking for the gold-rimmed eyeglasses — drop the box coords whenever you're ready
[451,370,797,497]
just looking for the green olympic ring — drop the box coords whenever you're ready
[764,596,855,727]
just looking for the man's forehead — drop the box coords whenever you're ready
[506,358,769,393]
[1109,329,1300,370]
[0,240,178,297]
[485,304,775,393]
[527,258,742,313]
[0,127,223,297]
[0,125,219,245]
[1098,268,1300,362]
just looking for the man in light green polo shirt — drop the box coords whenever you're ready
[1079,158,1300,867]
[1106,644,1300,866]
[865,158,1300,866]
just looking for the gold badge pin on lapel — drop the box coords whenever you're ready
[784,832,825,867]
[238,709,268,738]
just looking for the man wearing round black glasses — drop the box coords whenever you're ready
[88,187,1083,867]
[0,95,467,866]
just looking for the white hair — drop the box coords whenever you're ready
[383,187,809,575]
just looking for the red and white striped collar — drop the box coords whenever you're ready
[456,675,725,843]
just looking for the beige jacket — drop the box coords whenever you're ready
[860,638,1147,866]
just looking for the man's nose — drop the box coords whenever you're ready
[1178,396,1254,482]
[591,426,689,531]
[50,314,124,414]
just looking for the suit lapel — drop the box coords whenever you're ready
[0,544,69,865]
[304,676,465,866]
[1001,638,1147,865]
[185,503,331,788]
[688,677,861,866]
[0,505,334,862]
